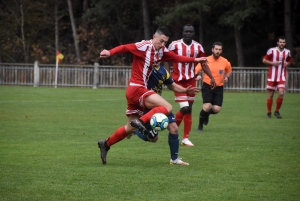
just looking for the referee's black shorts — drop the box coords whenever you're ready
[201,82,224,106]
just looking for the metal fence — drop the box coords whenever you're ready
[0,62,299,92]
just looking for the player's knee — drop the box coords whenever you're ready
[212,106,221,114]
[203,103,211,112]
[147,129,158,142]
[168,122,178,133]
[148,136,158,143]
[180,106,191,114]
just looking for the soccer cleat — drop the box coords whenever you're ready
[274,111,282,119]
[197,125,203,131]
[266,113,271,118]
[130,119,148,135]
[203,115,209,125]
[181,138,194,146]
[98,140,110,164]
[170,158,189,166]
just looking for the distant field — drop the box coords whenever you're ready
[0,86,299,201]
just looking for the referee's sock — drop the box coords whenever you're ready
[199,109,209,126]
[209,108,216,114]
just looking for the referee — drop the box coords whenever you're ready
[195,42,232,131]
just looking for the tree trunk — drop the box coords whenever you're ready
[142,0,151,39]
[284,0,293,55]
[55,1,59,57]
[67,0,81,62]
[234,26,244,67]
[267,0,275,47]
[20,3,28,63]
[198,9,204,45]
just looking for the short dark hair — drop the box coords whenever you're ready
[183,24,194,31]
[156,26,171,37]
[277,36,285,42]
[212,42,223,48]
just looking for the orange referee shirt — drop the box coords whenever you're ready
[195,55,232,86]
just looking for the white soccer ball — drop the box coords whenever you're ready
[150,113,169,131]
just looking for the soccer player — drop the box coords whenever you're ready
[262,36,292,118]
[167,24,216,146]
[133,62,199,165]
[195,42,232,131]
[98,26,207,164]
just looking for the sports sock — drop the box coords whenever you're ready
[175,110,184,126]
[183,114,192,139]
[267,98,273,113]
[168,133,179,160]
[106,126,128,146]
[199,109,209,126]
[209,108,216,114]
[275,97,283,112]
[135,130,149,141]
[140,106,168,123]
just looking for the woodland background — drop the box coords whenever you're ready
[0,0,299,67]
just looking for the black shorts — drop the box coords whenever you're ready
[201,82,224,106]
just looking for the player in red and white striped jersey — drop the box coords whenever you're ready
[97,26,207,164]
[168,24,215,146]
[262,36,292,119]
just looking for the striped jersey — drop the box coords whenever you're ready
[264,47,292,82]
[109,40,195,87]
[168,39,206,82]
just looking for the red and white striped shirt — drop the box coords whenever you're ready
[264,47,291,82]
[109,40,196,87]
[168,39,206,82]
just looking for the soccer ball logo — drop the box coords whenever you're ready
[150,113,169,131]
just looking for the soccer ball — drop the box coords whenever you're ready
[150,113,169,131]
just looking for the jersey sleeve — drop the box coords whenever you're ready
[263,48,273,60]
[225,59,232,73]
[162,50,195,63]
[286,50,292,62]
[163,69,174,85]
[109,43,138,56]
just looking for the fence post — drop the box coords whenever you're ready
[33,61,39,87]
[93,62,99,89]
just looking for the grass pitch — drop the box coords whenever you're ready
[0,86,299,201]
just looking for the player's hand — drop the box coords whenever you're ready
[273,61,282,66]
[210,79,216,89]
[195,74,202,81]
[194,57,207,64]
[100,49,110,58]
[185,85,200,94]
[223,76,229,83]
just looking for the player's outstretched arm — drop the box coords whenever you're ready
[167,83,199,94]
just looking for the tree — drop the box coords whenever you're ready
[67,0,81,62]
[218,0,262,66]
[142,0,151,40]
[284,0,293,54]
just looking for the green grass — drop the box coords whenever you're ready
[0,86,299,201]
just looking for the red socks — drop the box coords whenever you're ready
[175,110,184,126]
[106,126,127,147]
[266,99,273,113]
[140,106,168,123]
[275,97,283,112]
[183,114,192,139]
[267,98,283,113]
